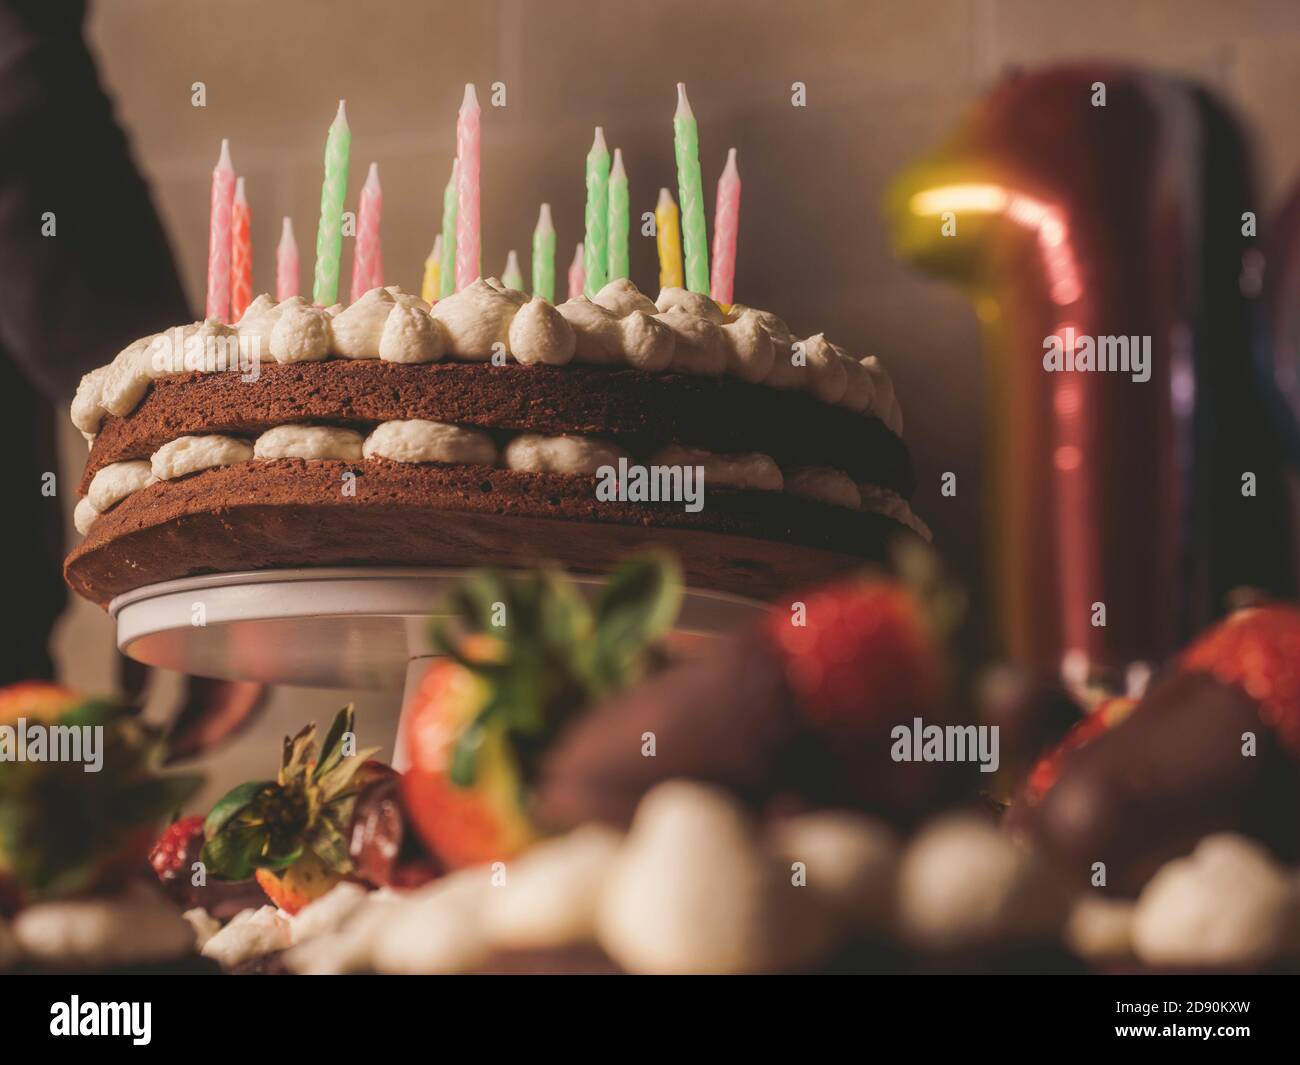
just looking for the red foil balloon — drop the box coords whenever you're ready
[888,65,1294,681]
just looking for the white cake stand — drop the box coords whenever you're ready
[109,567,768,768]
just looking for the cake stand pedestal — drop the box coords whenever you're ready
[108,567,767,768]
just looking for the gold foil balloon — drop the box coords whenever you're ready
[888,65,1295,682]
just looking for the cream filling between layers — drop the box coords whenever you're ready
[75,425,918,535]
[73,279,903,439]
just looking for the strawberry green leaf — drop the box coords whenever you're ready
[280,721,318,785]
[200,823,276,881]
[449,719,487,788]
[307,801,356,873]
[314,705,356,780]
[590,553,682,689]
[203,780,271,839]
[314,748,382,802]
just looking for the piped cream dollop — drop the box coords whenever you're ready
[862,356,902,434]
[71,365,112,437]
[73,496,100,535]
[254,425,364,461]
[719,310,776,383]
[87,460,155,512]
[431,279,521,360]
[594,278,659,318]
[556,298,624,365]
[270,300,333,363]
[379,303,446,364]
[649,445,783,491]
[504,434,630,475]
[786,467,862,509]
[331,288,396,359]
[656,305,727,376]
[655,287,727,324]
[152,435,254,480]
[507,297,576,366]
[362,420,497,465]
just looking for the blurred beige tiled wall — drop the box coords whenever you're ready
[53,0,1300,800]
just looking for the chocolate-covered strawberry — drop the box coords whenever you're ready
[200,705,393,913]
[401,555,682,868]
[150,815,269,918]
[538,555,966,829]
[1010,605,1300,894]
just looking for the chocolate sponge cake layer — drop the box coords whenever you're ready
[80,362,913,495]
[64,459,915,606]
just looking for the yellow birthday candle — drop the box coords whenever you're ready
[655,186,684,290]
[421,235,442,304]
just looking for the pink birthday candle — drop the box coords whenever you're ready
[206,139,236,322]
[710,147,741,305]
[351,162,383,303]
[229,177,253,321]
[276,217,299,301]
[567,242,585,300]
[455,84,481,291]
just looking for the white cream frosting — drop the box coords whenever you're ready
[431,278,521,360]
[74,419,921,535]
[379,303,446,364]
[862,355,902,434]
[786,467,862,509]
[617,311,675,372]
[859,483,931,540]
[798,334,848,405]
[73,496,99,535]
[507,297,576,366]
[594,278,659,318]
[71,365,112,437]
[504,433,630,475]
[838,347,875,413]
[650,445,784,492]
[556,298,625,365]
[362,420,497,465]
[719,310,776,383]
[270,300,333,363]
[656,305,727,376]
[331,287,397,359]
[87,460,154,512]
[236,293,285,350]
[254,425,364,461]
[151,434,254,480]
[655,287,727,324]
[71,281,904,435]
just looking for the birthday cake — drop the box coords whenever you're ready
[63,85,924,609]
[63,278,921,606]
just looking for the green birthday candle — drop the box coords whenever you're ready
[313,100,351,306]
[502,249,525,291]
[607,147,629,281]
[583,126,610,297]
[532,202,556,302]
[673,83,709,294]
[438,158,458,299]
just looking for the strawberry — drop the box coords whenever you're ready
[256,851,339,914]
[0,684,202,906]
[0,681,83,725]
[402,556,682,868]
[763,580,946,738]
[200,705,382,914]
[1019,696,1137,808]
[149,815,205,885]
[1180,604,1300,758]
